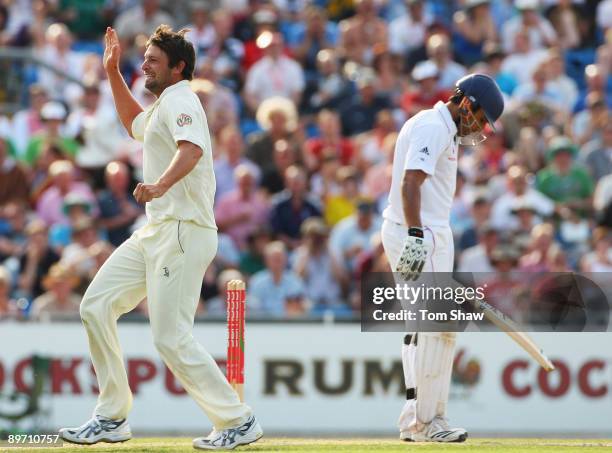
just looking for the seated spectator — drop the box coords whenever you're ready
[546,0,581,50]
[17,219,60,300]
[59,216,100,278]
[244,31,305,112]
[65,83,125,188]
[510,201,541,248]
[10,84,48,155]
[24,102,79,166]
[372,47,407,106]
[36,160,97,226]
[48,192,95,250]
[452,0,497,66]
[0,265,18,320]
[330,199,382,273]
[0,202,27,262]
[190,74,238,138]
[518,222,558,272]
[260,140,297,195]
[388,0,432,58]
[214,125,261,201]
[30,263,81,321]
[354,109,397,172]
[597,0,612,33]
[501,0,556,53]
[338,0,387,65]
[86,240,114,282]
[571,92,608,147]
[304,110,354,172]
[98,161,142,247]
[579,121,612,183]
[580,227,612,272]
[511,63,564,112]
[501,29,549,85]
[248,241,306,317]
[307,49,352,112]
[546,49,578,112]
[324,166,360,226]
[205,9,244,89]
[239,227,271,276]
[184,1,216,55]
[339,69,392,136]
[363,132,395,204]
[0,137,29,206]
[400,60,450,119]
[206,269,245,316]
[269,166,321,249]
[574,64,612,112]
[477,42,518,96]
[491,165,554,231]
[425,33,467,90]
[215,165,270,250]
[113,0,174,40]
[536,137,594,215]
[457,223,498,273]
[458,195,492,252]
[310,152,341,201]
[292,217,348,315]
[247,96,300,173]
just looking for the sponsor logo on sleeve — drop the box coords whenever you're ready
[176,113,192,127]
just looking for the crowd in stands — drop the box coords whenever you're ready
[0,0,612,321]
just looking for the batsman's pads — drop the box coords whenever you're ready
[396,235,432,281]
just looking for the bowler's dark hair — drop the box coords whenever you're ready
[147,24,195,81]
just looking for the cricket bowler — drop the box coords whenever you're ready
[381,74,504,442]
[59,26,263,450]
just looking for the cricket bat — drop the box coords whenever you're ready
[470,299,555,372]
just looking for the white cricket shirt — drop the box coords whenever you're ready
[131,80,217,230]
[382,101,459,228]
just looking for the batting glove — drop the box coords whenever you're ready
[396,228,431,281]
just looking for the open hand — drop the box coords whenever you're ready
[103,27,121,73]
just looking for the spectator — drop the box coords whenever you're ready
[457,223,498,272]
[0,137,29,205]
[190,76,237,139]
[36,160,97,227]
[578,119,611,183]
[425,33,467,90]
[239,227,271,276]
[580,227,612,272]
[329,198,381,272]
[500,29,549,85]
[596,0,612,33]
[205,9,244,88]
[339,68,392,136]
[308,49,351,112]
[215,165,270,250]
[477,42,518,96]
[214,125,260,201]
[59,216,99,277]
[536,136,594,214]
[86,241,114,282]
[338,0,387,65]
[501,0,556,53]
[24,101,79,166]
[546,49,578,112]
[518,222,558,272]
[571,92,609,147]
[574,64,611,112]
[48,192,95,250]
[304,110,355,172]
[0,202,27,262]
[292,217,347,315]
[10,84,48,155]
[66,83,125,188]
[30,263,81,321]
[113,0,174,40]
[452,0,497,66]
[372,47,406,106]
[206,269,244,316]
[511,63,563,111]
[310,152,341,202]
[0,265,18,320]
[363,132,395,205]
[17,219,60,300]
[248,241,306,317]
[260,140,297,195]
[247,96,300,173]
[269,166,321,249]
[388,0,432,58]
[244,31,305,112]
[546,0,581,50]
[324,166,360,226]
[184,1,216,55]
[458,195,492,251]
[354,109,396,171]
[491,165,554,230]
[400,60,450,118]
[97,161,142,247]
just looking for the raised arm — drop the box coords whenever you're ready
[103,27,143,136]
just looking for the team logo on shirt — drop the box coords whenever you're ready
[176,113,192,127]
[419,147,429,156]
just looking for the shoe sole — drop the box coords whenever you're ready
[61,434,132,445]
[193,432,263,450]
[403,432,468,443]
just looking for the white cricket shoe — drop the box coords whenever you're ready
[59,415,132,444]
[401,416,468,443]
[193,415,263,450]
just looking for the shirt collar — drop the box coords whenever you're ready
[158,80,190,101]
[434,101,457,137]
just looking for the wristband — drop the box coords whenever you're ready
[408,227,424,238]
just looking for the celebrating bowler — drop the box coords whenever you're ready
[381,74,504,442]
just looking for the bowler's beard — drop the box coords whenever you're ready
[144,74,171,97]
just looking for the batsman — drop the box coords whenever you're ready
[381,74,504,442]
[59,26,263,450]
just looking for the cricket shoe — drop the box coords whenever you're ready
[401,416,467,443]
[193,415,263,450]
[59,415,132,444]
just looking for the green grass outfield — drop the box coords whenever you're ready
[12,438,612,453]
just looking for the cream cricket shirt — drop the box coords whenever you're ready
[131,80,217,230]
[383,101,459,228]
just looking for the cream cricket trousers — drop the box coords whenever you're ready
[80,219,251,429]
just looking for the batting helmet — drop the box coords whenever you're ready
[455,74,504,130]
